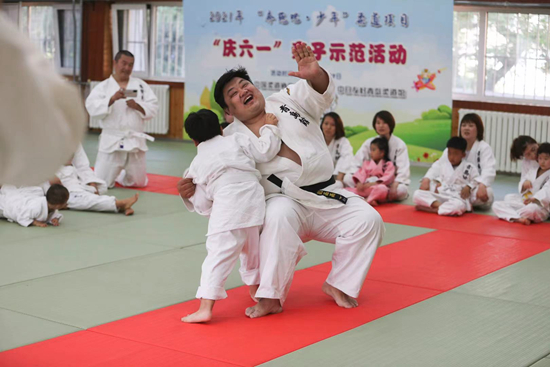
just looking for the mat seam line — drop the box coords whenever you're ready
[0,306,85,330]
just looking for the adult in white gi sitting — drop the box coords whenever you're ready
[85,50,158,188]
[345,111,410,201]
[321,112,355,188]
[178,42,385,318]
[421,113,496,209]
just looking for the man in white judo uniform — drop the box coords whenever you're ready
[181,109,281,323]
[178,42,385,318]
[493,143,550,225]
[85,50,158,188]
[414,137,479,216]
[0,13,85,186]
[0,184,68,227]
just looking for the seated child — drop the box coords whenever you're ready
[345,137,395,206]
[55,157,138,216]
[492,143,550,225]
[0,184,68,227]
[509,135,539,196]
[181,109,280,323]
[414,137,479,216]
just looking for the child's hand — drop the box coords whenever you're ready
[434,182,442,193]
[524,198,541,206]
[521,180,533,192]
[419,178,430,191]
[460,186,471,199]
[32,220,47,228]
[50,218,60,227]
[265,113,278,126]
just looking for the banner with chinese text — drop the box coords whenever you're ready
[184,1,453,163]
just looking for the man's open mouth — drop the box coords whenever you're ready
[244,95,253,105]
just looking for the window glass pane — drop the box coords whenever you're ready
[58,8,81,70]
[1,4,20,25]
[453,11,480,94]
[485,12,550,101]
[26,6,56,61]
[153,6,184,79]
[116,8,147,73]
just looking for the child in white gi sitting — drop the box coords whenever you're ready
[345,137,395,206]
[492,143,550,225]
[0,184,68,227]
[55,157,139,216]
[414,137,479,216]
[181,109,280,323]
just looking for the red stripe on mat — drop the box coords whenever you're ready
[114,173,181,195]
[377,203,550,243]
[3,230,549,366]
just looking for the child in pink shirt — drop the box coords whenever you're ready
[346,137,395,206]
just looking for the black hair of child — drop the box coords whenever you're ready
[510,135,537,161]
[185,109,223,143]
[220,122,231,129]
[214,66,253,109]
[371,136,391,162]
[447,136,468,152]
[46,184,69,205]
[538,142,550,156]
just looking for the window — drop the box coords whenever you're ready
[111,3,184,81]
[54,5,82,74]
[454,7,550,105]
[1,3,21,25]
[21,6,56,61]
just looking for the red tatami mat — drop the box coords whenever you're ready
[114,173,180,195]
[376,204,550,243]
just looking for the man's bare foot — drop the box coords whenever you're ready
[322,282,358,308]
[245,298,282,318]
[415,205,438,213]
[117,193,139,215]
[515,217,532,225]
[249,285,259,302]
[181,309,212,323]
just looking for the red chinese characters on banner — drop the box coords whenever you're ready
[239,39,254,57]
[222,39,237,57]
[349,43,366,63]
[329,43,346,62]
[389,44,407,64]
[368,44,385,64]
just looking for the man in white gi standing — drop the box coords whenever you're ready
[86,50,158,188]
[178,43,385,318]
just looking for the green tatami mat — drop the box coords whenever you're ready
[0,308,81,352]
[261,292,550,367]
[0,231,171,287]
[532,359,550,367]
[453,249,550,309]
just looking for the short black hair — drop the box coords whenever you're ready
[220,122,231,129]
[447,136,467,152]
[114,50,134,61]
[371,136,390,161]
[185,109,222,143]
[510,135,537,161]
[46,184,69,205]
[214,66,253,109]
[460,113,484,141]
[373,111,396,135]
[538,142,550,156]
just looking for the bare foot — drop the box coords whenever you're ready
[368,200,379,206]
[245,298,282,318]
[117,193,139,214]
[125,208,134,216]
[322,282,358,308]
[516,217,531,226]
[415,205,438,213]
[181,309,212,323]
[249,285,259,302]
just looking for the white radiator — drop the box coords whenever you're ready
[458,109,550,174]
[88,82,170,134]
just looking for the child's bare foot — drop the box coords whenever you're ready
[368,200,379,206]
[181,308,212,323]
[249,284,259,302]
[116,193,139,215]
[516,217,531,225]
[322,282,358,308]
[415,205,438,213]
[124,208,134,216]
[245,298,282,318]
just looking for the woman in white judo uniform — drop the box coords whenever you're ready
[85,50,158,189]
[321,112,354,187]
[492,143,550,225]
[181,109,281,323]
[414,137,479,216]
[0,184,68,227]
[345,111,410,201]
[179,42,384,318]
[0,13,85,186]
[509,136,539,195]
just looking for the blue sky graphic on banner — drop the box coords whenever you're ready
[184,1,453,162]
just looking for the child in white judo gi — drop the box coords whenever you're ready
[414,137,479,216]
[181,109,281,323]
[55,158,139,216]
[510,135,539,195]
[345,137,395,206]
[0,184,68,227]
[492,143,550,225]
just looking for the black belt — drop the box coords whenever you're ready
[267,175,347,204]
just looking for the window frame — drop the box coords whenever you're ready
[1,3,22,25]
[454,5,550,107]
[53,3,82,76]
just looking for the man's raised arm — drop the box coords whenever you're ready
[288,43,329,94]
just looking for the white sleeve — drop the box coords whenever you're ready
[467,164,480,189]
[8,199,44,227]
[518,159,532,193]
[424,151,445,181]
[0,16,86,186]
[475,144,496,187]
[85,81,112,119]
[335,138,355,174]
[180,168,213,216]
[237,126,281,163]
[284,70,335,121]
[394,143,411,185]
[534,182,550,208]
[72,144,104,185]
[136,82,158,121]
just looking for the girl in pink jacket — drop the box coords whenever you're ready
[346,137,395,206]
